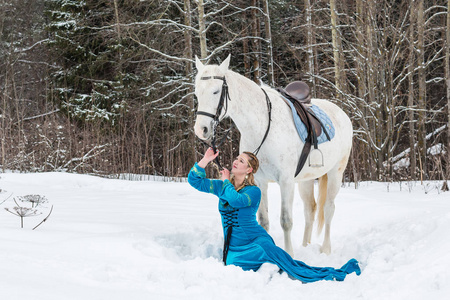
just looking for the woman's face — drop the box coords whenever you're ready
[231,153,252,176]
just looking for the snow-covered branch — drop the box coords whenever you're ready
[21,109,61,122]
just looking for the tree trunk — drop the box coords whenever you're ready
[184,0,197,163]
[113,0,122,74]
[330,0,343,98]
[355,0,365,103]
[366,0,377,180]
[113,0,121,40]
[446,0,450,181]
[352,0,366,184]
[262,0,274,86]
[1,71,7,172]
[251,0,261,84]
[417,0,427,180]
[304,0,316,93]
[408,0,417,180]
[198,0,207,59]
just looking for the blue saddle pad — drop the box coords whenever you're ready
[284,98,335,144]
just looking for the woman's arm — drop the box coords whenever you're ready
[187,163,215,193]
[220,182,261,208]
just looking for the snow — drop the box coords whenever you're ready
[391,143,446,170]
[0,172,449,300]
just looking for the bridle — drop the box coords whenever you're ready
[196,75,272,169]
[196,76,232,170]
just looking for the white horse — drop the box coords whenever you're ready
[193,55,353,255]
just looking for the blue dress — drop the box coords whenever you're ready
[188,163,361,283]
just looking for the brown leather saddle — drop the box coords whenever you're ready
[278,81,322,137]
[277,81,330,176]
[285,81,312,104]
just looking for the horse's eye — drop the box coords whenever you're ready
[213,90,220,95]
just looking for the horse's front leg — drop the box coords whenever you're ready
[280,178,295,256]
[257,180,270,232]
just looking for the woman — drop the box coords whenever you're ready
[188,147,361,283]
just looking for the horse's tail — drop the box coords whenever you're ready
[317,173,328,235]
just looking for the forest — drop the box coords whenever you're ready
[0,0,449,184]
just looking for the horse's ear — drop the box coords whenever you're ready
[219,54,231,71]
[195,56,204,72]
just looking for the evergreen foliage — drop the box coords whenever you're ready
[45,0,128,125]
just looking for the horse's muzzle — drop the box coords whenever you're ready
[194,122,212,141]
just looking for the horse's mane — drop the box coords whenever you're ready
[227,69,282,101]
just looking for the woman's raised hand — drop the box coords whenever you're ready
[204,147,219,161]
[198,147,220,168]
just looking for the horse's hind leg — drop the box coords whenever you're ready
[319,169,344,254]
[280,178,295,256]
[298,180,316,247]
[257,180,270,232]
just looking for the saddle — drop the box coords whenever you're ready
[277,81,322,138]
[285,81,312,105]
[277,81,331,176]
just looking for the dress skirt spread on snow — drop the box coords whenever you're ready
[188,163,361,283]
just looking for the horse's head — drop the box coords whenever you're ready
[193,55,231,141]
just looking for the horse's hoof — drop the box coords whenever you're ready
[320,245,331,255]
[302,239,311,247]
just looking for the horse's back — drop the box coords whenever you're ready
[310,98,352,139]
[310,99,350,121]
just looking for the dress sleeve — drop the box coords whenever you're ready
[187,163,223,196]
[220,180,261,208]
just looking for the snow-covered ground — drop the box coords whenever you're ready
[0,172,449,300]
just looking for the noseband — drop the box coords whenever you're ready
[196,75,272,169]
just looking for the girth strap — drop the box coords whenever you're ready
[295,102,315,177]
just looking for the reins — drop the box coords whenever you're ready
[196,75,272,168]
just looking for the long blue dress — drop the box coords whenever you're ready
[188,163,361,283]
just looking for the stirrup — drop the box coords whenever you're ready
[308,148,324,168]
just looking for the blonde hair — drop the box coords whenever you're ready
[231,151,259,191]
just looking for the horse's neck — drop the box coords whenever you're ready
[226,71,270,144]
